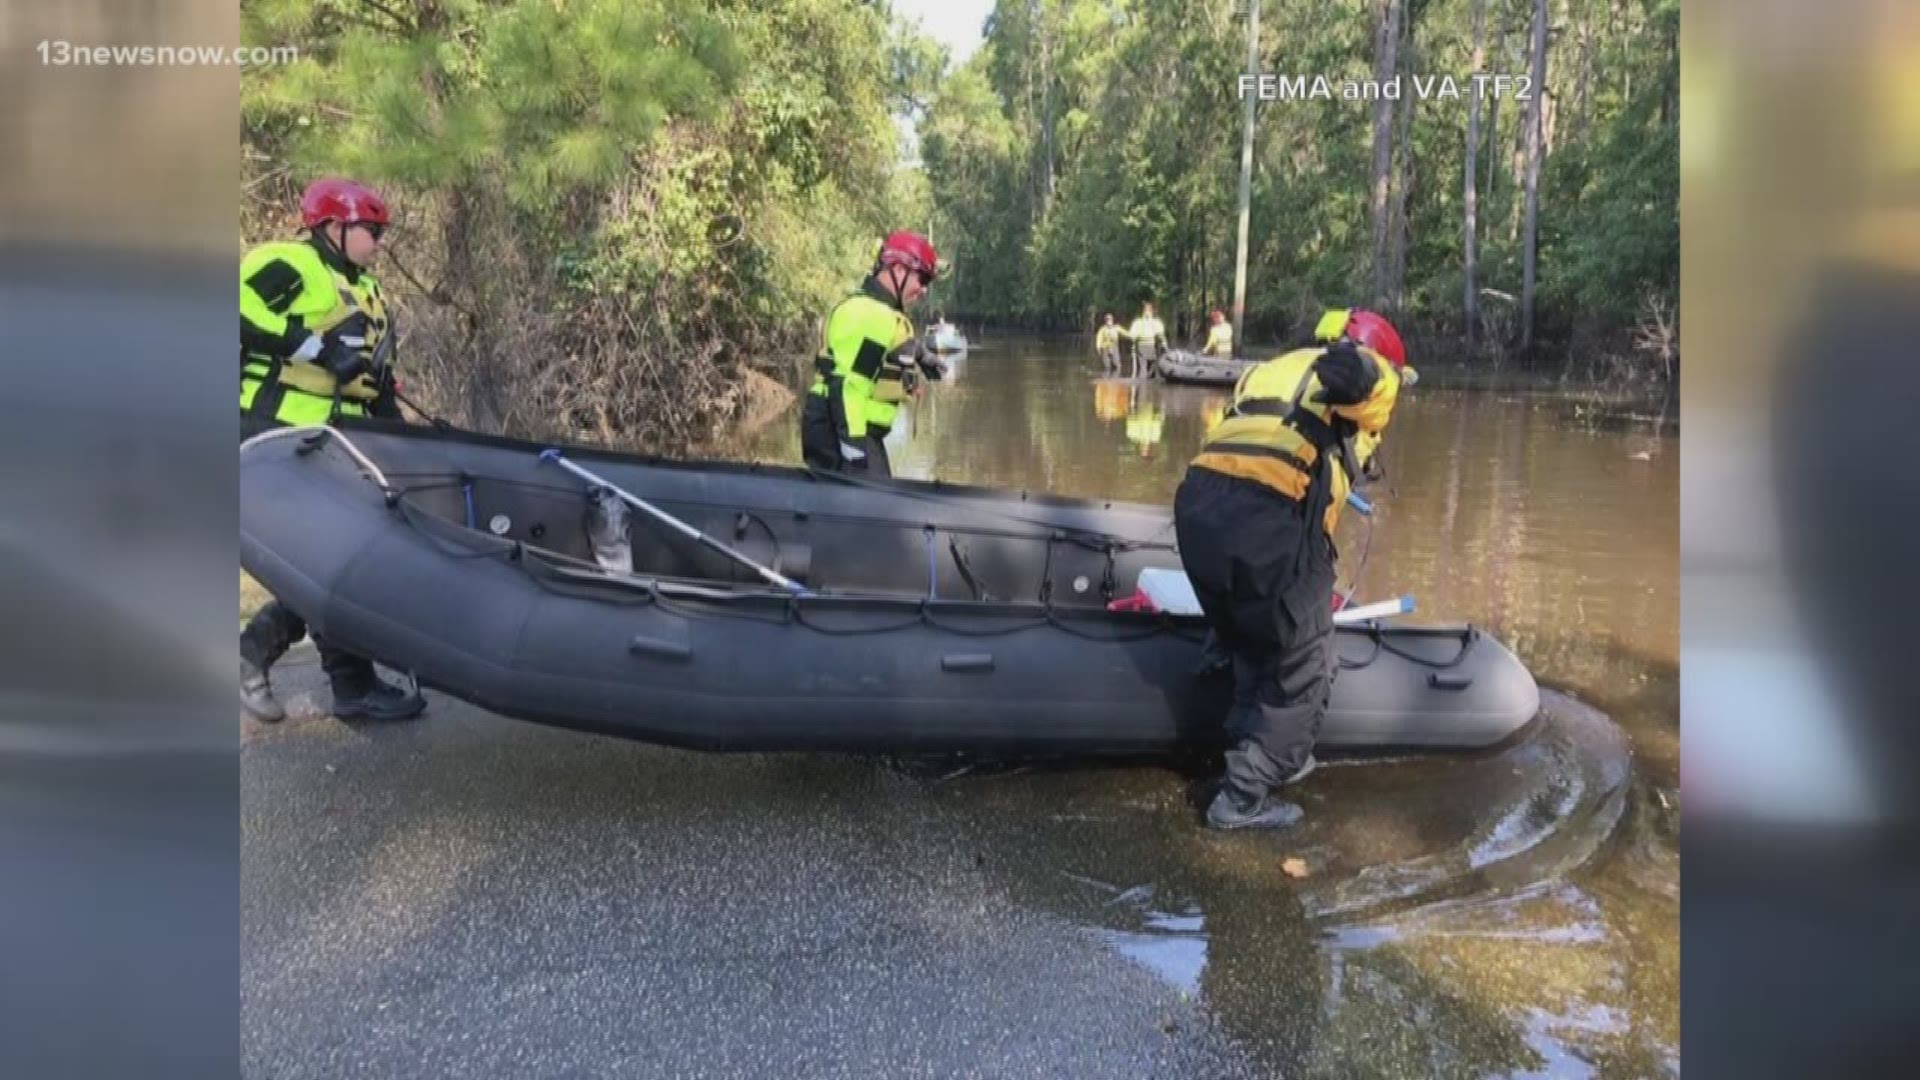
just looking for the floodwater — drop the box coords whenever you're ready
[727,335,1680,1077]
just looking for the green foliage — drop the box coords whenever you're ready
[244,0,740,213]
[242,0,935,450]
[921,0,1679,352]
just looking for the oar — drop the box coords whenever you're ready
[538,449,808,594]
[1333,595,1415,626]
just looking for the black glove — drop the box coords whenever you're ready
[1312,342,1378,406]
[323,312,371,352]
[320,338,369,383]
[320,312,373,382]
[915,354,948,381]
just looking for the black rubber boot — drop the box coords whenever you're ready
[1206,785,1304,830]
[240,601,306,723]
[240,658,286,723]
[329,671,426,722]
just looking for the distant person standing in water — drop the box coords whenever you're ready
[1095,312,1123,375]
[1121,301,1167,380]
[1203,309,1234,357]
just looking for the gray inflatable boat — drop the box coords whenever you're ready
[239,421,1540,754]
[1156,350,1257,386]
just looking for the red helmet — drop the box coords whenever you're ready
[1318,308,1407,368]
[1344,310,1406,368]
[300,178,391,230]
[877,230,940,279]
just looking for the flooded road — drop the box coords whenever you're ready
[244,335,1678,1077]
[730,335,1681,1074]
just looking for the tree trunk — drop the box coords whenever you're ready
[1520,0,1549,350]
[413,0,503,431]
[1485,22,1505,216]
[1464,0,1486,348]
[1658,9,1677,128]
[1574,0,1594,150]
[1386,15,1416,312]
[1367,0,1404,308]
[1231,0,1259,354]
[1040,3,1056,218]
[1543,77,1558,156]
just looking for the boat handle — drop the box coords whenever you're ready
[941,653,994,674]
[1428,672,1473,691]
[630,636,693,663]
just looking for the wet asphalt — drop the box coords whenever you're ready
[244,651,1278,1079]
[243,647,1669,1079]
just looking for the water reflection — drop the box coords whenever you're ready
[1064,873,1211,997]
[926,689,1666,1076]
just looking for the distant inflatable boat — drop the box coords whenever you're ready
[239,421,1540,754]
[926,325,969,353]
[1157,350,1256,385]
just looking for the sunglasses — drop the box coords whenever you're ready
[353,221,387,241]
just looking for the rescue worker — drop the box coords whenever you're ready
[800,231,945,477]
[1174,308,1409,829]
[1203,309,1234,357]
[1120,301,1168,380]
[238,177,427,724]
[1095,312,1123,374]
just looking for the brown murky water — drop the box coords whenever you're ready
[734,335,1680,1077]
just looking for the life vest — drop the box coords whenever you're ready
[1189,343,1399,533]
[1129,316,1166,356]
[1204,322,1234,357]
[240,239,390,426]
[808,281,916,437]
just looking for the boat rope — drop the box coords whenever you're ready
[1337,510,1375,609]
[494,531,1205,643]
[1037,535,1056,604]
[427,471,1150,552]
[923,526,938,599]
[1378,626,1478,669]
[1336,624,1479,671]
[241,423,393,493]
[949,538,995,602]
[379,480,1472,662]
[525,556,1199,644]
[801,464,1178,552]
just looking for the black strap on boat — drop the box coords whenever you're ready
[948,537,994,602]
[1378,625,1478,669]
[1336,632,1383,671]
[1037,533,1057,604]
[1337,624,1480,671]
